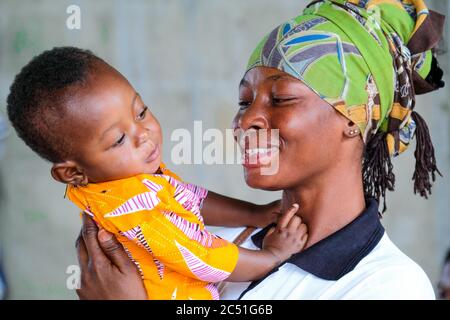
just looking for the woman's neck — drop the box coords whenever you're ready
[282,164,366,249]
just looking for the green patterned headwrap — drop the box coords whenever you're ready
[246,0,445,207]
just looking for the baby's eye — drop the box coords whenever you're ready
[112,134,126,147]
[137,106,148,120]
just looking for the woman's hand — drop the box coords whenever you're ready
[75,213,147,300]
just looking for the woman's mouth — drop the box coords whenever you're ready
[234,128,281,170]
[243,146,280,168]
[145,144,160,163]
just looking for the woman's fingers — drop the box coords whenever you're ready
[277,203,299,229]
[75,231,89,270]
[97,229,135,272]
[74,216,147,300]
[75,231,92,300]
[81,213,108,265]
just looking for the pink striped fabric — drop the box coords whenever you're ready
[120,226,165,279]
[174,240,230,283]
[104,191,161,217]
[205,283,220,300]
[162,211,217,248]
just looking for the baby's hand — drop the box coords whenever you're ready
[262,204,307,264]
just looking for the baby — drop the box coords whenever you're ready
[7,47,307,300]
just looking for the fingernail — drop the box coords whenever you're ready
[98,229,113,242]
[292,203,299,208]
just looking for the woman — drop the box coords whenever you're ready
[75,0,445,299]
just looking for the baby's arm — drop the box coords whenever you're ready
[201,190,281,228]
[227,204,308,282]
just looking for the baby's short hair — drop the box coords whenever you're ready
[7,46,103,163]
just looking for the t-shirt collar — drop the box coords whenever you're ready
[251,198,385,281]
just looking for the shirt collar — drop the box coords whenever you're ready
[251,198,385,281]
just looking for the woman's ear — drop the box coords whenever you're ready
[51,161,88,186]
[343,121,361,139]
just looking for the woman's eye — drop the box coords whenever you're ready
[273,97,296,104]
[137,106,148,120]
[238,101,251,109]
[112,134,126,147]
[273,98,284,104]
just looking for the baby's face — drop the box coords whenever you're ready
[65,63,163,183]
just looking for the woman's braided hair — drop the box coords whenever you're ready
[362,55,444,213]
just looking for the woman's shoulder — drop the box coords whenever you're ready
[344,233,435,299]
[361,233,429,272]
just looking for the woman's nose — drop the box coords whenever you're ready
[236,99,269,131]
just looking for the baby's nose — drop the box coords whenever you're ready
[136,128,150,146]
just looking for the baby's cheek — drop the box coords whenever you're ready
[116,151,136,172]
[102,150,132,177]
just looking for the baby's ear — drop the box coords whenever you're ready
[51,161,88,186]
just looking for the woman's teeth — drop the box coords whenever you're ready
[245,148,276,156]
[245,147,280,164]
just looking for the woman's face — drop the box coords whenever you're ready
[233,66,350,191]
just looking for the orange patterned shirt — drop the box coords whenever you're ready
[66,164,238,300]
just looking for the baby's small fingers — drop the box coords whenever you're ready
[297,223,308,236]
[287,215,301,230]
[301,233,308,243]
[299,233,308,249]
[277,204,299,229]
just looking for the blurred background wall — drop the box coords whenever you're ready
[0,0,448,299]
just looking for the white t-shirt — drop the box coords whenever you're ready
[215,199,435,300]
